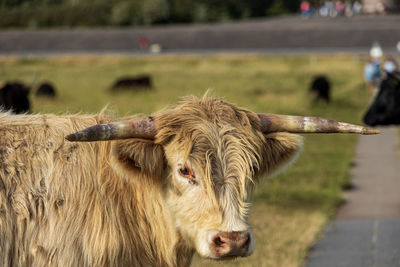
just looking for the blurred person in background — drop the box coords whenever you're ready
[319,3,329,16]
[383,55,399,74]
[364,57,381,91]
[353,1,362,14]
[139,36,149,51]
[345,1,354,16]
[326,1,338,17]
[300,1,313,17]
[335,1,345,15]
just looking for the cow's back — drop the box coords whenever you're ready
[0,113,107,266]
[0,112,183,267]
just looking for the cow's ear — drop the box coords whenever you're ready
[111,139,166,178]
[259,132,303,178]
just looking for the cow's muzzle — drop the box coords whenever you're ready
[210,231,252,259]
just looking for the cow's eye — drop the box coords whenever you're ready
[179,166,189,175]
[178,164,196,185]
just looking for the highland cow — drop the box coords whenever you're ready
[0,81,30,113]
[310,75,331,103]
[111,75,152,91]
[0,95,377,266]
[36,82,57,98]
[363,71,400,126]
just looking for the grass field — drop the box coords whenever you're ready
[0,54,373,267]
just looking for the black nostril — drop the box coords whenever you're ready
[213,236,224,247]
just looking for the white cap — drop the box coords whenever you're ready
[370,42,383,59]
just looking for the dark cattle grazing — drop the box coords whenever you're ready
[36,82,57,98]
[111,75,153,91]
[363,71,400,126]
[0,81,30,114]
[310,75,331,103]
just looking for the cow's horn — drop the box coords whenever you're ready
[257,113,380,135]
[66,117,157,142]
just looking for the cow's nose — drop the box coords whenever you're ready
[211,231,251,258]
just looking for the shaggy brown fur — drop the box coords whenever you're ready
[0,95,303,266]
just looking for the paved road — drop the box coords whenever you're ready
[307,127,400,267]
[1,15,400,55]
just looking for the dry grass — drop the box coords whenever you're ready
[0,54,373,267]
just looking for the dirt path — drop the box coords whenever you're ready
[307,126,400,267]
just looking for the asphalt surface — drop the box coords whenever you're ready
[1,15,400,55]
[307,219,400,267]
[307,127,400,267]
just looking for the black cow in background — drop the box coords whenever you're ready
[0,82,30,114]
[310,75,331,103]
[111,75,153,91]
[363,71,400,126]
[36,82,57,98]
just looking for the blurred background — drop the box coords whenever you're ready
[0,0,399,28]
[1,1,399,266]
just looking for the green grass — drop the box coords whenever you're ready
[0,54,373,267]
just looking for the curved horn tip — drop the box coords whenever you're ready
[362,127,380,135]
[65,134,78,141]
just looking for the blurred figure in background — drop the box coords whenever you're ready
[383,55,399,74]
[344,1,354,16]
[139,36,149,51]
[364,58,381,91]
[319,3,329,16]
[364,41,384,91]
[326,1,338,17]
[335,1,345,15]
[352,1,362,14]
[300,1,313,17]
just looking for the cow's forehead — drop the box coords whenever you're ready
[188,121,260,156]
[156,97,260,132]
[157,97,265,184]
[186,124,260,190]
